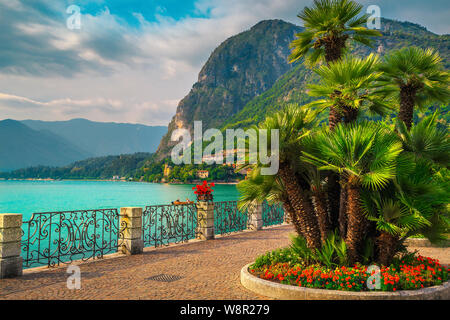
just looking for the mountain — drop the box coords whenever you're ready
[156,20,303,158]
[0,119,91,171]
[155,18,450,158]
[21,118,167,157]
[0,152,152,180]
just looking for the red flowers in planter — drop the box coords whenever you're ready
[193,181,215,201]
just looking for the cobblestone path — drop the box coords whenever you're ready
[0,225,448,300]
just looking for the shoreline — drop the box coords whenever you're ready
[0,178,239,185]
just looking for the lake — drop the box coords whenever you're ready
[0,180,240,220]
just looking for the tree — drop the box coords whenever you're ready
[377,47,450,130]
[307,54,391,236]
[289,0,381,65]
[289,0,381,130]
[289,0,382,233]
[238,105,322,248]
[307,54,391,128]
[302,122,403,263]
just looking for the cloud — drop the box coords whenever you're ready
[0,0,447,126]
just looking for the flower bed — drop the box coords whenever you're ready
[249,255,449,292]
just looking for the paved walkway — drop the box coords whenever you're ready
[0,225,448,300]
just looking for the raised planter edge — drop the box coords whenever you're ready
[241,263,450,300]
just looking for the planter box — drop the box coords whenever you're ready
[240,263,450,300]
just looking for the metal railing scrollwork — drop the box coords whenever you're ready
[214,201,248,235]
[142,204,197,248]
[21,208,121,268]
[262,201,285,227]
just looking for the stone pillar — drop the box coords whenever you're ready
[196,201,215,240]
[119,207,143,255]
[0,214,23,279]
[248,202,263,231]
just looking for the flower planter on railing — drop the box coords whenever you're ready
[193,181,215,202]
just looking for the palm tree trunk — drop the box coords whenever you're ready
[328,106,342,131]
[312,189,330,243]
[283,200,306,237]
[398,85,417,130]
[323,36,347,241]
[343,106,358,124]
[345,177,367,264]
[279,164,321,249]
[324,35,348,63]
[376,232,399,266]
[338,177,348,238]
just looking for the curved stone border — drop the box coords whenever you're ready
[405,238,450,248]
[241,263,450,300]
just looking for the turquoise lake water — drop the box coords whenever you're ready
[0,180,240,221]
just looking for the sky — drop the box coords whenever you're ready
[0,0,449,126]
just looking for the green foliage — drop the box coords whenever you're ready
[307,54,393,117]
[136,159,243,183]
[289,0,381,65]
[302,121,403,190]
[252,247,299,269]
[0,153,153,180]
[377,47,450,110]
[289,232,349,268]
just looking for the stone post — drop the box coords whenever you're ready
[196,201,215,240]
[0,214,23,279]
[248,202,263,231]
[119,207,143,255]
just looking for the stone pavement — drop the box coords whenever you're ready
[0,224,448,300]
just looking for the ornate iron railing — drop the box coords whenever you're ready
[142,204,197,247]
[21,208,123,268]
[19,201,286,269]
[262,201,285,227]
[214,201,248,235]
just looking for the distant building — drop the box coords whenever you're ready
[377,44,384,54]
[163,163,172,177]
[112,175,120,180]
[197,170,209,179]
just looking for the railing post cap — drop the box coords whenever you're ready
[120,207,143,217]
[0,214,22,228]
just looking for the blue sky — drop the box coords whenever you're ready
[0,0,448,125]
[77,0,209,25]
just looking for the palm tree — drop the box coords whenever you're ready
[307,54,392,236]
[238,105,322,248]
[361,155,449,265]
[290,0,382,130]
[307,54,391,128]
[289,0,381,65]
[395,111,450,166]
[289,1,382,231]
[302,122,403,263]
[238,162,331,244]
[237,170,306,237]
[377,47,450,130]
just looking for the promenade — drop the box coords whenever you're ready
[0,225,448,300]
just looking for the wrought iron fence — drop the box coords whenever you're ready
[214,201,248,235]
[142,204,197,247]
[262,201,285,227]
[21,208,123,268]
[19,200,286,269]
